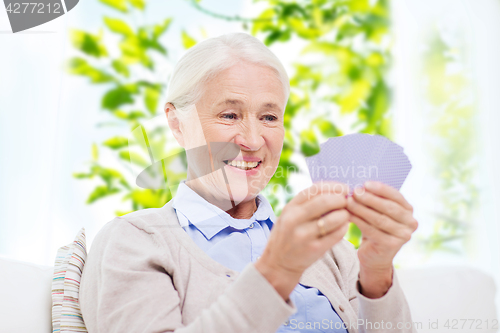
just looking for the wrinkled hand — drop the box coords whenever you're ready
[255,181,351,302]
[346,181,418,297]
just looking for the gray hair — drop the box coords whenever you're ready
[165,32,290,119]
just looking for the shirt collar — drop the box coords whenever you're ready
[172,181,276,240]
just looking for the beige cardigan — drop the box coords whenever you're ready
[80,200,417,333]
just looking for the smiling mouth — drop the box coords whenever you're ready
[223,160,262,170]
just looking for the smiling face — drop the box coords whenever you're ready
[175,61,287,212]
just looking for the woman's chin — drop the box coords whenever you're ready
[223,166,263,204]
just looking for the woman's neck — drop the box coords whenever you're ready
[225,199,257,220]
[184,179,257,220]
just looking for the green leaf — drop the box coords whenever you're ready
[181,30,197,49]
[144,86,160,114]
[264,28,291,46]
[131,189,165,208]
[119,36,154,68]
[86,185,120,204]
[153,18,172,39]
[103,136,129,149]
[70,29,108,57]
[312,118,342,137]
[302,41,341,55]
[128,0,145,10]
[111,59,130,77]
[92,143,99,161]
[115,210,134,216]
[66,57,115,83]
[299,129,320,157]
[337,79,372,114]
[144,39,167,55]
[251,8,276,36]
[345,223,362,249]
[284,3,309,17]
[348,0,371,13]
[112,110,128,119]
[73,172,93,179]
[134,27,167,55]
[127,111,146,120]
[99,0,128,12]
[102,86,135,110]
[137,80,161,88]
[104,17,134,36]
[120,37,141,63]
[312,6,323,28]
[283,130,295,151]
[119,151,150,167]
[113,109,146,120]
[287,17,321,39]
[362,80,390,133]
[119,177,131,190]
[123,83,140,94]
[91,166,125,187]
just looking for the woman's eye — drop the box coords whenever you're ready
[221,113,237,120]
[263,115,277,121]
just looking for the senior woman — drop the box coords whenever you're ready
[80,33,418,333]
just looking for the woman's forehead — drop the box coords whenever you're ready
[205,63,284,89]
[200,73,286,110]
[213,98,281,109]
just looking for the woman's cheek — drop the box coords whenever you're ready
[267,129,285,155]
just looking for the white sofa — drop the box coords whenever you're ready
[0,256,497,333]
[0,256,54,332]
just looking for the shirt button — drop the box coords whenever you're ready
[256,256,261,261]
[248,223,254,228]
[339,305,345,312]
[284,320,289,326]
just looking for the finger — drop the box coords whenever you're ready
[363,181,413,212]
[314,218,350,251]
[349,213,406,245]
[295,209,350,243]
[287,181,349,206]
[346,196,412,241]
[352,189,413,227]
[321,208,350,236]
[289,193,347,224]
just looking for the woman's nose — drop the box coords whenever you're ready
[234,121,265,151]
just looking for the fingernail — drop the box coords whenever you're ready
[365,181,376,190]
[354,186,365,195]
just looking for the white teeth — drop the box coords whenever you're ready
[226,160,260,170]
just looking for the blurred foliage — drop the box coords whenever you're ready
[416,29,479,255]
[69,0,175,215]
[71,0,393,248]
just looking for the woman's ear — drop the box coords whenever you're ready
[164,102,185,147]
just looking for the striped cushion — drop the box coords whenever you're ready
[51,228,88,333]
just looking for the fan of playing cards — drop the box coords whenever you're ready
[305,133,412,194]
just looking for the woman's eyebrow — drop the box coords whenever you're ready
[215,99,243,107]
[261,102,280,109]
[214,99,280,110]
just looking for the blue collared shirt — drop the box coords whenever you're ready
[172,182,348,332]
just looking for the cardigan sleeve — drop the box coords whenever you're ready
[345,243,417,333]
[79,217,297,333]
